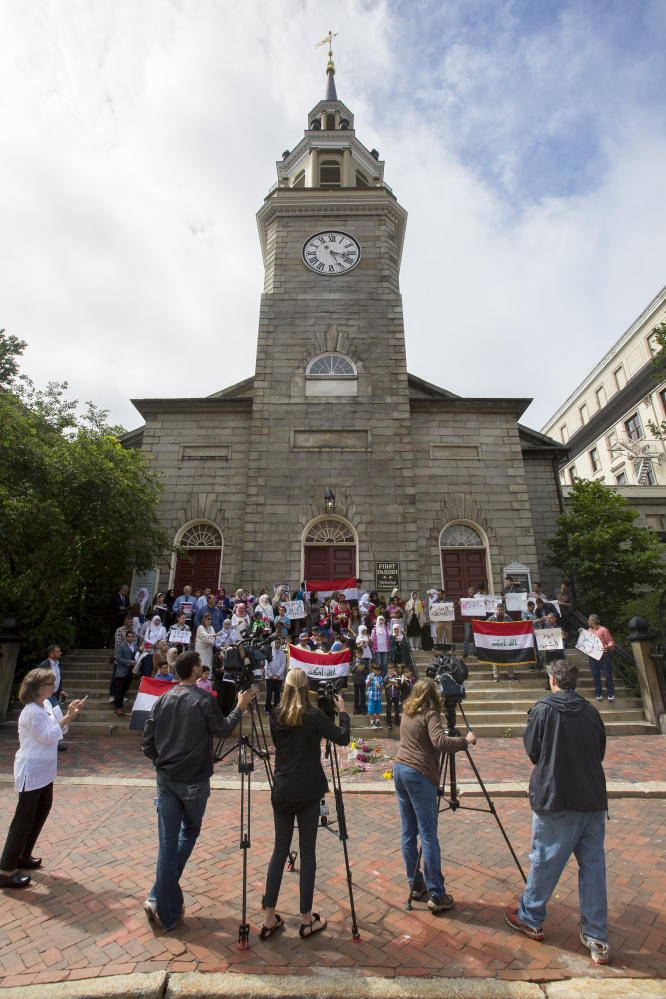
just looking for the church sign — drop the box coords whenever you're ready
[375,561,400,591]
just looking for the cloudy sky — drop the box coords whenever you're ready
[2,0,666,433]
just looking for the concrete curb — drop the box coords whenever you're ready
[1,774,665,797]
[1,971,666,999]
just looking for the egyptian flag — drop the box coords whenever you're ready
[128,676,216,730]
[288,644,350,689]
[305,578,357,601]
[472,620,536,666]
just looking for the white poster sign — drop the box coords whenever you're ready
[167,629,191,644]
[576,629,604,661]
[484,596,501,614]
[461,598,487,617]
[535,628,564,651]
[284,600,305,619]
[505,593,528,612]
[429,602,455,622]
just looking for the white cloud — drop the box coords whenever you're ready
[1,0,665,433]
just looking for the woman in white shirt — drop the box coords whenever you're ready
[195,612,221,669]
[0,668,85,888]
[231,602,251,636]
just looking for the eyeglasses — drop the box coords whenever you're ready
[41,682,56,688]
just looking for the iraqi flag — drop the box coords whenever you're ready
[288,644,350,689]
[472,620,536,666]
[305,578,357,601]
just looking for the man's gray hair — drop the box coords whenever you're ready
[588,613,600,625]
[546,659,579,690]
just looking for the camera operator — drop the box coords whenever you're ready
[394,678,476,912]
[259,667,350,941]
[141,650,255,931]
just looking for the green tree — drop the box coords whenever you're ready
[0,328,27,386]
[0,343,174,666]
[545,478,666,625]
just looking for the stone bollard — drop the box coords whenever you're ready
[0,617,22,723]
[627,616,666,734]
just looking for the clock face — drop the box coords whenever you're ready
[302,231,361,274]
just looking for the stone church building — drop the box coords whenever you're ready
[124,58,567,636]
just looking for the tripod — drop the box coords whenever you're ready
[214,693,273,949]
[319,737,361,941]
[405,697,526,911]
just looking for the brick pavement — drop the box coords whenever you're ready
[1,731,665,785]
[0,782,665,987]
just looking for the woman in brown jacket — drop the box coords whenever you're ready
[393,678,476,912]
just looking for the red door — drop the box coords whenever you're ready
[305,546,356,581]
[173,549,221,594]
[441,550,488,641]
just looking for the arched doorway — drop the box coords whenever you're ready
[440,522,490,642]
[302,516,358,581]
[172,522,223,594]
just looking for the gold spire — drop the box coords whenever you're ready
[315,30,338,74]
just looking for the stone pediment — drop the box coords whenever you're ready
[207,376,255,399]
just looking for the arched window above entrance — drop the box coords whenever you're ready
[440,524,484,548]
[179,524,223,548]
[305,518,355,544]
[305,353,358,398]
[306,354,356,377]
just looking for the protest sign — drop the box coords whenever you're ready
[484,596,501,614]
[167,628,191,644]
[429,602,455,622]
[505,592,528,613]
[460,598,486,617]
[576,629,604,661]
[284,600,305,619]
[535,628,564,651]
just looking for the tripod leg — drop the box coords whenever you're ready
[329,743,361,942]
[463,748,527,883]
[405,846,424,912]
[251,700,274,785]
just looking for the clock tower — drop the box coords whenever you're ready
[240,54,419,586]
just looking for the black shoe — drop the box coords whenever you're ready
[0,871,31,888]
[58,744,68,751]
[387,724,393,730]
[513,676,520,682]
[410,884,427,901]
[428,892,455,912]
[17,856,41,869]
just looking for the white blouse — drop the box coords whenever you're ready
[14,700,67,793]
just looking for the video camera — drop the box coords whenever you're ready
[425,643,468,702]
[317,679,340,720]
[220,630,274,692]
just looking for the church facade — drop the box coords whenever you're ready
[124,60,567,627]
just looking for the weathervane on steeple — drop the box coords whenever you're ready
[315,31,339,101]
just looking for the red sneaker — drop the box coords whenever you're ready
[504,906,544,940]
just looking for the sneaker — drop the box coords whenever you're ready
[580,930,611,964]
[607,696,614,702]
[428,892,455,912]
[108,696,114,702]
[493,677,501,683]
[375,721,383,728]
[144,898,157,921]
[504,906,544,940]
[410,884,427,901]
[596,696,603,701]
[512,676,520,682]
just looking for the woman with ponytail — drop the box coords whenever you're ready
[260,668,350,941]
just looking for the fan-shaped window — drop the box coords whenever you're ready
[307,354,356,376]
[440,524,484,548]
[305,519,355,544]
[180,524,223,548]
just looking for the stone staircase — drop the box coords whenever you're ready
[0,646,657,740]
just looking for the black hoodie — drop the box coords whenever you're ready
[523,689,607,813]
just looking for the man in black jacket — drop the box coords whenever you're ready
[505,658,610,965]
[141,650,255,930]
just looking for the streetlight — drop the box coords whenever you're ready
[324,488,335,512]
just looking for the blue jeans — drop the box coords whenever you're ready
[393,762,446,897]
[375,651,388,677]
[589,653,614,698]
[463,622,475,657]
[150,772,210,929]
[518,809,608,941]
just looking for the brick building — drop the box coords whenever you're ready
[123,58,566,632]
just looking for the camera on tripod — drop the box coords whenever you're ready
[317,679,340,719]
[425,643,468,702]
[222,631,274,691]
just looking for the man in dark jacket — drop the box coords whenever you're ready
[141,650,255,931]
[505,658,610,965]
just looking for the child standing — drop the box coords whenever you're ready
[366,663,384,729]
[351,658,368,715]
[385,664,402,730]
[196,666,213,691]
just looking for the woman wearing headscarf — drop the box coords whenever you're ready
[216,588,231,619]
[140,639,169,678]
[231,602,251,636]
[258,593,274,622]
[136,588,151,622]
[371,615,390,677]
[405,591,427,651]
[0,669,85,888]
[143,615,167,649]
[428,589,439,645]
[356,623,372,665]
[195,612,221,669]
